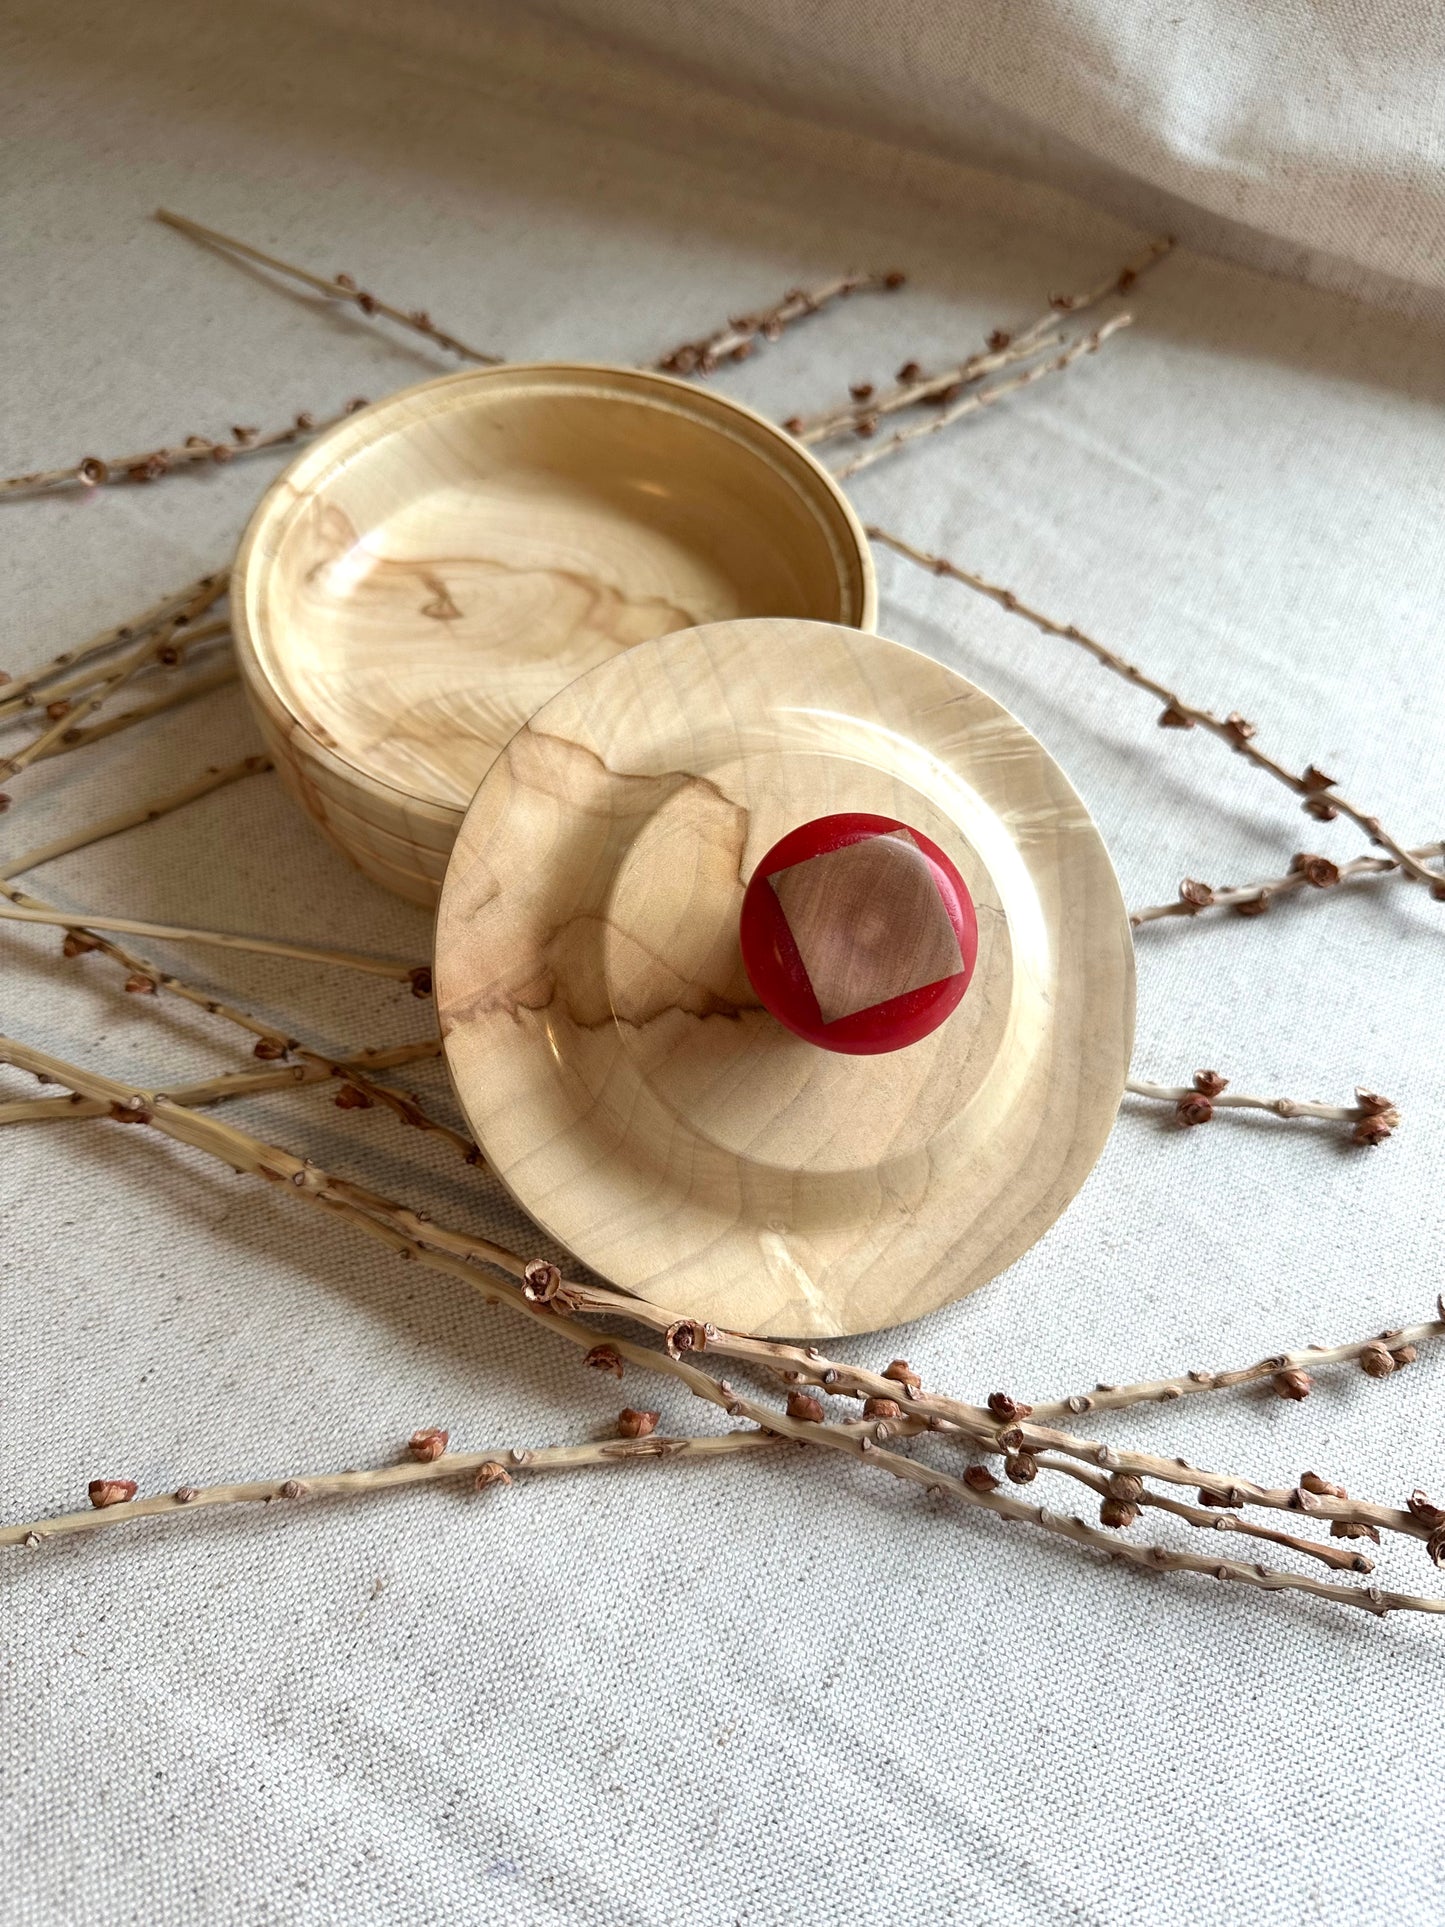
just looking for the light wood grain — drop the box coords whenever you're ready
[233,364,875,902]
[436,618,1135,1338]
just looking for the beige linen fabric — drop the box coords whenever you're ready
[3,4,1445,1923]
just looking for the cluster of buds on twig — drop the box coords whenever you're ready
[1176,1068,1229,1126]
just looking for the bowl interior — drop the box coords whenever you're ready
[246,367,869,813]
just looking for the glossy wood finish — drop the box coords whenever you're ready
[436,618,1136,1338]
[233,364,876,902]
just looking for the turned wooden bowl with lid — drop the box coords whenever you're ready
[232,363,876,904]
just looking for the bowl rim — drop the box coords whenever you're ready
[231,359,878,818]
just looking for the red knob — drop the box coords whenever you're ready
[739,813,978,1055]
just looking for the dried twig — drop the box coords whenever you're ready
[1131,844,1445,926]
[1029,1313,1443,1424]
[870,525,1443,895]
[0,900,426,983]
[795,233,1171,446]
[28,659,239,765]
[0,404,369,504]
[0,571,225,716]
[0,756,271,880]
[836,317,1132,478]
[0,580,227,777]
[0,1429,776,1549]
[2,1034,1434,1610]
[156,208,503,366]
[1033,1454,1374,1573]
[1125,1071,1398,1144]
[0,1040,439,1126]
[653,270,905,378]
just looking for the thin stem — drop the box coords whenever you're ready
[836,317,1132,478]
[0,571,225,715]
[0,1034,1430,1601]
[0,405,369,504]
[1028,1314,1445,1423]
[0,900,425,982]
[870,525,1443,894]
[0,1430,777,1549]
[1125,1076,1398,1131]
[0,1040,439,1126]
[33,659,239,762]
[1,756,272,879]
[1033,1454,1374,1573]
[795,233,1171,447]
[156,208,503,366]
[1131,843,1445,926]
[653,270,905,378]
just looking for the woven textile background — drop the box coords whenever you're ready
[3,4,1445,1923]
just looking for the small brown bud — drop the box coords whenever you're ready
[346,396,369,414]
[210,443,234,464]
[1300,1470,1346,1499]
[1391,1345,1418,1367]
[617,1408,660,1438]
[408,965,433,998]
[584,1344,624,1380]
[123,974,157,995]
[1098,1498,1138,1529]
[88,1478,137,1509]
[664,1319,708,1358]
[1271,1368,1312,1401]
[782,416,804,434]
[962,1465,998,1492]
[1157,703,1193,729]
[1407,1489,1445,1528]
[334,271,357,289]
[407,1426,449,1462]
[883,1358,920,1389]
[896,360,922,381]
[231,425,258,445]
[279,1480,307,1500]
[1352,1115,1393,1146]
[786,1390,824,1423]
[1330,1518,1380,1543]
[849,381,874,401]
[45,699,72,722]
[1197,1487,1239,1509]
[1359,1344,1396,1377]
[76,457,110,487]
[1176,1093,1214,1126]
[1290,852,1340,888]
[883,269,907,288]
[1301,763,1336,792]
[986,1391,1033,1421]
[522,1259,564,1304]
[174,1486,199,1504]
[986,329,1010,351]
[1107,1472,1145,1503]
[473,1462,512,1492]
[0,794,10,812]
[295,411,315,430]
[1223,711,1257,745]
[1178,877,1214,909]
[1234,891,1271,916]
[853,414,878,438]
[333,1083,373,1110]
[61,931,101,958]
[862,1397,900,1419]
[1004,1452,1038,1484]
[1192,1069,1229,1097]
[252,1037,288,1060]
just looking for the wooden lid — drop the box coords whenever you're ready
[436,618,1135,1338]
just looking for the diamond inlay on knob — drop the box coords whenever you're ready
[739,812,978,1054]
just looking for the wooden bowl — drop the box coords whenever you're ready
[232,364,876,901]
[435,617,1135,1340]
